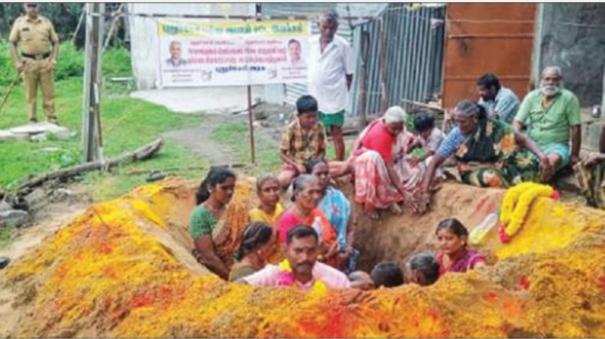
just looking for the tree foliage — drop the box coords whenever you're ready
[0,3,126,49]
[0,4,84,45]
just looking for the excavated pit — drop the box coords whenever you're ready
[2,177,605,337]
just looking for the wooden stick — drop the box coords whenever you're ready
[442,108,453,134]
[247,85,256,165]
[17,138,163,192]
[70,10,85,45]
[400,98,444,113]
[0,72,22,115]
[103,4,125,51]
[126,163,246,175]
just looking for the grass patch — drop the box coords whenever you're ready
[0,76,206,198]
[210,121,282,172]
[0,227,15,250]
[82,142,209,201]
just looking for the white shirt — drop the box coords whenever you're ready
[420,127,446,153]
[308,35,355,114]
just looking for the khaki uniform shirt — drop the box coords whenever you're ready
[9,15,59,55]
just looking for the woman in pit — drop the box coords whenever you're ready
[190,166,237,280]
[276,174,339,265]
[249,174,284,226]
[306,157,359,273]
[229,222,274,281]
[248,174,284,262]
[435,218,486,276]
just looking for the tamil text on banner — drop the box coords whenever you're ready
[158,19,310,87]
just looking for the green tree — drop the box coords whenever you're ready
[0,4,84,46]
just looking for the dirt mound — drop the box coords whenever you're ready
[2,178,605,337]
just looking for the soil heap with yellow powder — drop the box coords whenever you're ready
[2,177,605,337]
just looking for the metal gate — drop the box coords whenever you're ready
[351,4,446,117]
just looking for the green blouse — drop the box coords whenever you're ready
[189,205,217,240]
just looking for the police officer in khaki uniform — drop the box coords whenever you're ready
[9,3,60,124]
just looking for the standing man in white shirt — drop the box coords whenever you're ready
[308,10,355,161]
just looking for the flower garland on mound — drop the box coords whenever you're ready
[277,260,329,297]
[498,182,559,243]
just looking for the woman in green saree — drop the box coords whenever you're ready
[190,166,237,280]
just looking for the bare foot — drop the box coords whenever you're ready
[389,202,403,215]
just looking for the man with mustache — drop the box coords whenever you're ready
[513,66,581,180]
[240,224,350,290]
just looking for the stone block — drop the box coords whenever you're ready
[0,200,11,213]
[0,209,30,228]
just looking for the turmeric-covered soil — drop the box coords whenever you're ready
[3,178,605,337]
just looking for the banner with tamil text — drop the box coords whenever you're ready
[157,19,310,87]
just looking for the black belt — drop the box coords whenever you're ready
[21,52,51,60]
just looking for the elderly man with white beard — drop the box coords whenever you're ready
[513,66,581,180]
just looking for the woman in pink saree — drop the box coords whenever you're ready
[332,106,426,219]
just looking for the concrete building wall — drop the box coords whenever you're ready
[534,3,605,106]
[127,3,254,90]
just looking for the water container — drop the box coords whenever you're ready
[469,210,499,245]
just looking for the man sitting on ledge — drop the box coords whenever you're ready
[513,66,582,180]
[238,224,350,290]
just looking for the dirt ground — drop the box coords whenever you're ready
[0,189,90,337]
[162,114,239,165]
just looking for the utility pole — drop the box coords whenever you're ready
[246,3,263,165]
[82,3,105,162]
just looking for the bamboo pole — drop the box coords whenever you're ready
[82,3,104,162]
